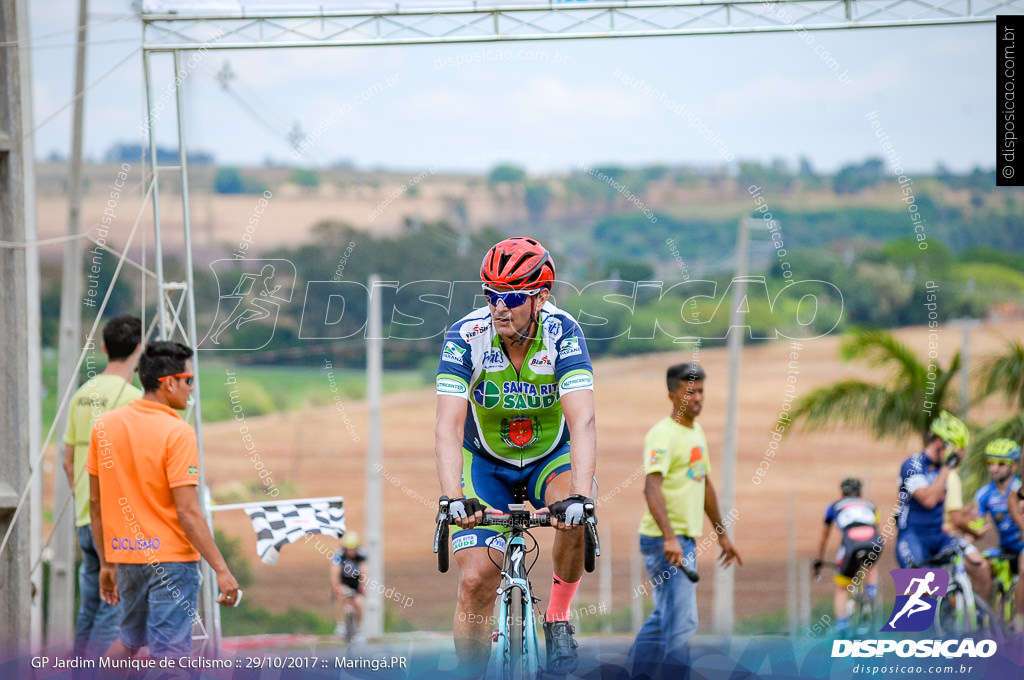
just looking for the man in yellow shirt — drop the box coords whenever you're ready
[629,362,741,676]
[62,314,142,658]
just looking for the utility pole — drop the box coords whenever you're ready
[712,218,751,636]
[0,0,41,658]
[49,0,90,649]
[364,275,384,637]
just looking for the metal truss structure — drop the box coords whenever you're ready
[141,0,1021,50]
[137,0,1014,653]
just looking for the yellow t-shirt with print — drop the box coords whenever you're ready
[639,417,710,538]
[64,374,141,527]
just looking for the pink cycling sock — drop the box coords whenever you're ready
[545,573,581,622]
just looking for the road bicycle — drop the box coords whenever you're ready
[911,542,992,636]
[982,547,1019,632]
[433,496,600,679]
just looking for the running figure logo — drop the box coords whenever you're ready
[202,259,295,350]
[881,568,950,632]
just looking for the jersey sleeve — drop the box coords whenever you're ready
[901,458,930,497]
[165,423,200,489]
[823,503,836,525]
[435,324,473,400]
[642,426,673,478]
[553,315,594,395]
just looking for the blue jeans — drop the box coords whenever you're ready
[117,561,200,659]
[629,534,697,676]
[74,525,121,658]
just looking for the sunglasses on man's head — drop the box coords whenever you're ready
[986,459,1013,467]
[158,373,194,386]
[483,286,542,309]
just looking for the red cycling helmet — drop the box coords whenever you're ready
[480,237,555,290]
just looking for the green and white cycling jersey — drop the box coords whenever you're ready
[435,300,594,467]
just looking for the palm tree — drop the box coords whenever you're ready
[787,330,961,445]
[975,339,1024,410]
[967,340,1024,487]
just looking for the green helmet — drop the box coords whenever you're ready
[929,411,969,449]
[984,438,1021,463]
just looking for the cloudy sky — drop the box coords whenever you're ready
[30,0,996,174]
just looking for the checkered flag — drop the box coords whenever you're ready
[243,498,346,565]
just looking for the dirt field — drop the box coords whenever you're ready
[196,319,1024,633]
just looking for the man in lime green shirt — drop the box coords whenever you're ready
[629,362,741,676]
[62,314,142,658]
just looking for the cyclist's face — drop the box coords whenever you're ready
[671,379,704,420]
[489,288,548,342]
[987,460,1013,482]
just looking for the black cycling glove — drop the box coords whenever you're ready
[447,496,484,520]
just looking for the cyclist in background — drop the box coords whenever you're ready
[813,477,883,636]
[974,438,1024,631]
[895,411,990,601]
[434,237,597,676]
[331,532,367,639]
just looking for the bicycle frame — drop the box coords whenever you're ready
[493,515,542,679]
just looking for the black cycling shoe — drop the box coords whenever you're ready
[543,620,579,674]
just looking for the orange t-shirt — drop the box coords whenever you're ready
[86,399,200,564]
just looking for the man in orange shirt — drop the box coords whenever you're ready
[88,341,239,661]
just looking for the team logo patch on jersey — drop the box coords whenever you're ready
[481,348,506,370]
[461,321,490,342]
[544,317,562,338]
[437,377,468,395]
[649,449,666,465]
[473,380,502,409]
[529,353,554,373]
[558,336,582,358]
[501,416,541,449]
[188,465,198,475]
[442,341,467,363]
[559,372,593,392]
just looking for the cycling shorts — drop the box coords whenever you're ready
[896,530,960,569]
[451,443,572,553]
[834,524,883,585]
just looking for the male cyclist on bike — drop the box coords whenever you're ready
[813,477,883,636]
[434,237,597,676]
[331,532,367,640]
[974,438,1024,630]
[896,411,990,600]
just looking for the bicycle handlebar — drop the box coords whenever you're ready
[433,497,601,573]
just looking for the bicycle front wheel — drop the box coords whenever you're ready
[504,586,527,680]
